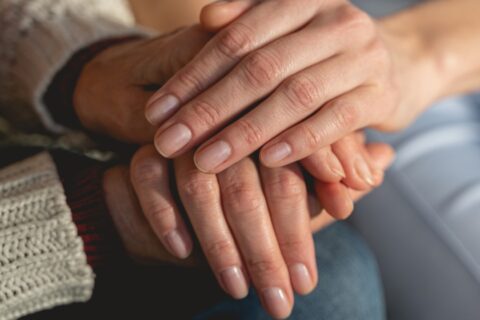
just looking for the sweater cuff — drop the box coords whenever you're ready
[0,0,151,133]
[52,152,127,268]
[0,153,94,320]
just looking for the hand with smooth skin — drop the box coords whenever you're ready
[146,0,480,175]
[105,140,394,319]
[74,18,395,318]
[75,21,386,217]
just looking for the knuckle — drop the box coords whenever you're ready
[242,50,282,87]
[176,65,206,93]
[283,75,321,113]
[265,170,305,200]
[329,100,362,131]
[189,99,222,128]
[205,239,236,260]
[180,172,217,200]
[216,23,255,59]
[299,124,323,150]
[236,119,264,146]
[337,5,374,37]
[131,158,164,187]
[145,201,175,227]
[247,256,283,276]
[222,181,264,214]
[278,235,306,255]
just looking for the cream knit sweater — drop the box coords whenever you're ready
[0,1,143,318]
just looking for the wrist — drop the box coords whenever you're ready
[378,10,444,116]
[380,1,480,109]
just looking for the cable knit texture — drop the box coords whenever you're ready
[0,152,94,320]
[0,0,142,134]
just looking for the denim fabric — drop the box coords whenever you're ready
[194,222,385,320]
[351,0,421,17]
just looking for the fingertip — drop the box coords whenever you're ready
[164,229,194,259]
[315,182,354,220]
[366,143,396,169]
[200,0,255,32]
[200,3,233,32]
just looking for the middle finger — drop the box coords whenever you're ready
[218,157,294,319]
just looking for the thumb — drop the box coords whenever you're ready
[200,0,259,32]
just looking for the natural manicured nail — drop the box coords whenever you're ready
[354,157,375,186]
[155,123,192,157]
[327,153,346,179]
[146,94,180,125]
[194,140,232,172]
[164,230,192,259]
[290,264,314,295]
[262,287,291,319]
[262,142,292,165]
[220,267,249,299]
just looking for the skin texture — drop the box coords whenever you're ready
[74,26,212,143]
[146,0,480,176]
[81,0,480,318]
[75,23,385,204]
[129,0,214,33]
[103,142,394,319]
[74,5,397,319]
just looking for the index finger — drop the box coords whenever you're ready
[145,0,318,126]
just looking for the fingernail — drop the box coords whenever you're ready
[327,153,345,179]
[146,95,180,125]
[262,287,291,319]
[164,230,191,259]
[354,157,375,186]
[155,123,192,157]
[194,140,232,172]
[372,168,384,185]
[262,142,292,165]
[290,263,314,295]
[220,267,249,299]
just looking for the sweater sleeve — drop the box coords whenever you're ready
[0,0,148,134]
[0,152,94,320]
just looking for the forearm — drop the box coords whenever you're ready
[381,0,480,107]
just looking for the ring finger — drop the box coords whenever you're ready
[174,153,249,300]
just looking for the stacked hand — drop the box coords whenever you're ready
[146,0,421,174]
[74,1,405,318]
[104,141,394,318]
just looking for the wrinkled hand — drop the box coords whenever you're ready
[103,137,394,319]
[74,26,211,143]
[146,0,419,174]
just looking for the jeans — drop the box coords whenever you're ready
[351,93,480,320]
[195,222,385,320]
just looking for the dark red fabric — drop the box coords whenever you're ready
[52,152,126,269]
[43,36,141,129]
